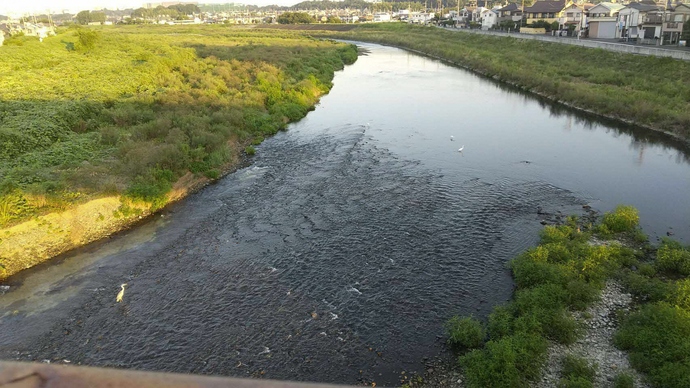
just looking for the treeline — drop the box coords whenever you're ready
[278,12,315,24]
[0,26,357,227]
[131,4,201,20]
[75,10,106,25]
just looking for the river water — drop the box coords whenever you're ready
[1,43,689,385]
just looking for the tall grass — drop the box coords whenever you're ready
[616,239,690,388]
[0,25,357,225]
[321,23,690,140]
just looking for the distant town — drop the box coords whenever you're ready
[1,0,688,46]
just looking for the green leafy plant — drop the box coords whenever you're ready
[445,315,485,349]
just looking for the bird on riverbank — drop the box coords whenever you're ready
[458,145,465,152]
[116,283,127,303]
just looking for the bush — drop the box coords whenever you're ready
[487,304,514,340]
[565,280,600,310]
[655,240,690,276]
[244,146,256,156]
[614,303,690,388]
[75,29,100,52]
[511,254,573,289]
[561,354,596,382]
[620,271,673,302]
[460,332,548,387]
[613,372,634,388]
[600,205,639,234]
[445,315,485,349]
[558,376,593,388]
[668,278,690,310]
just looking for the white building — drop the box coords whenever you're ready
[588,2,625,39]
[409,12,434,24]
[481,9,498,29]
[373,12,391,22]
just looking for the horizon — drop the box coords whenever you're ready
[0,0,305,16]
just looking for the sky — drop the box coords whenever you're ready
[0,0,299,15]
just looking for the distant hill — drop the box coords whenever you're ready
[289,0,371,10]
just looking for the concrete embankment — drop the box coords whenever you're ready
[443,27,690,61]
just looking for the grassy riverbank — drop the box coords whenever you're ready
[315,23,690,141]
[441,206,690,387]
[0,25,356,278]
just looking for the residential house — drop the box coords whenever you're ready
[524,0,566,25]
[409,12,434,24]
[472,7,489,23]
[616,2,660,40]
[673,3,690,23]
[342,15,359,23]
[373,12,391,22]
[588,2,625,38]
[558,2,594,35]
[481,9,498,29]
[496,3,523,26]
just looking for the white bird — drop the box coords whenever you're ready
[458,145,465,152]
[450,136,454,141]
[116,283,127,303]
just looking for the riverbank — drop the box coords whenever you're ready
[0,25,357,279]
[412,206,690,388]
[310,23,690,143]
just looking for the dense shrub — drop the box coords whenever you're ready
[460,332,548,387]
[0,26,357,227]
[560,355,596,384]
[600,205,640,234]
[445,316,485,349]
[655,240,690,276]
[613,373,634,388]
[615,303,690,388]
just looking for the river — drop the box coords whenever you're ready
[1,43,689,386]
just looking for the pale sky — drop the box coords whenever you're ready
[0,0,298,15]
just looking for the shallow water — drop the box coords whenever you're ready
[1,43,689,385]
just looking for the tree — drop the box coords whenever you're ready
[90,11,106,24]
[277,12,314,24]
[75,29,100,52]
[76,10,91,25]
[75,10,106,25]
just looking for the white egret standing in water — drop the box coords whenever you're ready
[458,145,465,152]
[450,136,454,141]
[116,283,127,303]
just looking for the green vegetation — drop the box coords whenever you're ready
[278,12,315,24]
[75,10,106,25]
[0,25,356,227]
[131,4,201,21]
[559,355,597,388]
[445,315,485,349]
[318,23,690,139]
[613,372,635,388]
[447,206,644,387]
[443,204,690,387]
[615,239,690,388]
